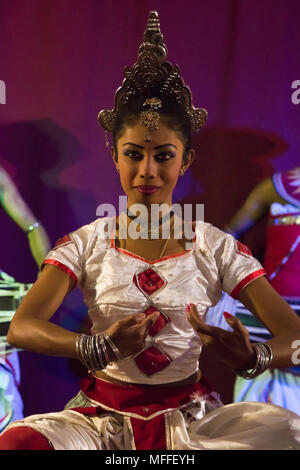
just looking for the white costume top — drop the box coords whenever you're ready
[42,214,265,385]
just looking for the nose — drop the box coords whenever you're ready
[138,154,158,180]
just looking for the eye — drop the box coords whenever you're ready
[155,151,175,161]
[123,150,143,160]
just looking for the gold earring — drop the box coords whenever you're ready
[180,168,185,176]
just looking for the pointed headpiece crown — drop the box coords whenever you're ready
[98,11,207,134]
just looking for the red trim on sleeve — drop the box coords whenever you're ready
[230,269,266,299]
[42,259,78,286]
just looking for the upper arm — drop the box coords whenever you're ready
[237,275,300,336]
[14,226,87,321]
[10,264,74,326]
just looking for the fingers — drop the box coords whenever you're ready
[186,304,254,369]
[223,312,250,341]
[223,312,248,335]
[187,307,205,332]
[187,303,205,332]
[124,311,160,353]
[187,305,248,340]
[187,304,221,339]
[137,311,161,336]
[116,312,147,328]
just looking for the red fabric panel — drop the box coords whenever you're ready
[133,268,166,295]
[130,414,166,450]
[143,306,170,336]
[134,345,172,375]
[0,426,53,450]
[76,374,214,419]
[69,375,219,450]
[264,225,300,296]
[236,240,253,257]
[53,234,71,248]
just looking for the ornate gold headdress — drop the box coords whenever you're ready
[98,11,207,141]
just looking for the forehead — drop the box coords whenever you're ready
[117,121,183,148]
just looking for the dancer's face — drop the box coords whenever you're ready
[112,120,194,208]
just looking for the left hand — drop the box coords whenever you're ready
[187,303,256,371]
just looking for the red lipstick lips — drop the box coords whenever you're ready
[136,185,160,194]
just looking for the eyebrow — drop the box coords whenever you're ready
[122,142,177,150]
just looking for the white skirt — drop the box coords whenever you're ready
[2,376,300,450]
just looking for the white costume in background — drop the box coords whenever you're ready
[207,168,300,415]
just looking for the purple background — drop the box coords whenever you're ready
[0,0,299,415]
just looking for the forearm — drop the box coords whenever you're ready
[7,317,79,359]
[266,332,300,369]
[238,276,300,370]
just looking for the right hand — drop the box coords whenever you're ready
[104,311,161,360]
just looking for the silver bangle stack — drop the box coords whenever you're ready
[235,342,273,380]
[102,332,123,361]
[76,332,123,370]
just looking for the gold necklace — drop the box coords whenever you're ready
[117,214,175,259]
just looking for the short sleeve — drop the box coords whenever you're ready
[205,225,266,299]
[42,233,82,286]
[41,218,112,287]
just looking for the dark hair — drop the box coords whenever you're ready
[112,89,192,163]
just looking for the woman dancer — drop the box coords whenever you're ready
[0,165,50,432]
[224,168,300,413]
[0,12,300,450]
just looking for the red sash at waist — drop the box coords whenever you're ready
[69,373,219,450]
[75,373,214,419]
